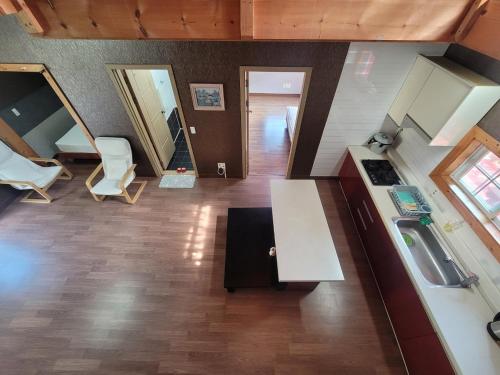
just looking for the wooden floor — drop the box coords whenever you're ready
[248,94,299,176]
[0,164,405,375]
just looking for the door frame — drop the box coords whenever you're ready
[106,64,198,177]
[239,66,312,179]
[0,63,97,155]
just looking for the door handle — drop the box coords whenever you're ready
[357,208,367,231]
[362,200,374,223]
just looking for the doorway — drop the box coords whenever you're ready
[107,65,197,177]
[0,64,96,159]
[240,67,311,178]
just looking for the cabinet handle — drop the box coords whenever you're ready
[363,200,374,224]
[357,208,367,231]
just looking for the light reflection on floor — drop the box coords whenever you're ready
[0,241,36,293]
[184,205,211,267]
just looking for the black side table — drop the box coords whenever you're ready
[224,207,280,292]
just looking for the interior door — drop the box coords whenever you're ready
[126,70,175,169]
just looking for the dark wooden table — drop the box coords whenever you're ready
[224,207,281,292]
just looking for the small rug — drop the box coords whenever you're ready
[159,174,196,189]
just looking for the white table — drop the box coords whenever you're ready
[271,180,344,282]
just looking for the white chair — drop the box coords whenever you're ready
[0,140,73,204]
[86,137,147,204]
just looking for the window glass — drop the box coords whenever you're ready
[459,166,488,193]
[477,151,500,178]
[452,145,500,222]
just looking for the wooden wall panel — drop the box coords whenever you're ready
[253,0,471,41]
[460,0,500,60]
[26,0,241,39]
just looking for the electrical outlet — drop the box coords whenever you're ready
[190,126,196,134]
[217,162,226,177]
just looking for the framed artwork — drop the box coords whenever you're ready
[189,83,225,111]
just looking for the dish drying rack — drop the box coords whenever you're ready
[389,185,432,217]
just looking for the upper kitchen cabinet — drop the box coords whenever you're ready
[388,55,500,146]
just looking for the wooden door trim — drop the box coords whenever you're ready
[0,117,38,157]
[0,63,97,153]
[125,69,174,170]
[239,66,312,179]
[106,64,198,177]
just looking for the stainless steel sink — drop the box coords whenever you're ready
[393,217,463,287]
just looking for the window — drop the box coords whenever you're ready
[431,126,500,261]
[451,146,500,229]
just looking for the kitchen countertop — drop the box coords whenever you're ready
[347,145,500,375]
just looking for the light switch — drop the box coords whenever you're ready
[190,126,196,134]
[11,108,20,116]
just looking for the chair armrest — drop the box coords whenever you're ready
[29,157,63,167]
[85,163,103,191]
[119,164,137,191]
[0,179,39,190]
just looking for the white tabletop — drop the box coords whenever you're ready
[271,180,344,282]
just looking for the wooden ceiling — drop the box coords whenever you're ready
[0,0,499,60]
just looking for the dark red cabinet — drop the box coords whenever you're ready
[400,335,454,375]
[339,151,454,375]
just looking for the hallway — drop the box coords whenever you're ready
[248,94,300,176]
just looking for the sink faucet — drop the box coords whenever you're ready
[444,258,479,288]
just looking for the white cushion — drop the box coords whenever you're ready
[0,141,13,164]
[95,137,133,181]
[0,141,62,190]
[90,173,135,196]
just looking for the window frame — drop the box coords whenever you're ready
[451,146,500,225]
[431,126,500,262]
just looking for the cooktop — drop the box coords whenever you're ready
[361,159,402,186]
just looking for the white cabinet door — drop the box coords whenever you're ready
[388,57,434,126]
[408,68,470,138]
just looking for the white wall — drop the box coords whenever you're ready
[310,42,449,177]
[249,71,305,95]
[390,128,500,311]
[150,70,177,118]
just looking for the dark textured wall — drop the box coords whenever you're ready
[0,16,349,177]
[445,44,500,140]
[0,72,46,109]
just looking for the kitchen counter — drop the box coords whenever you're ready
[347,145,500,375]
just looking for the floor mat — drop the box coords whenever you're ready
[159,174,196,189]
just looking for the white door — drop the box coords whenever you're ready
[127,70,176,169]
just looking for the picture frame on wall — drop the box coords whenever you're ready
[189,83,225,111]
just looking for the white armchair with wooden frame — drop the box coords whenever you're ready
[0,140,73,204]
[86,137,147,204]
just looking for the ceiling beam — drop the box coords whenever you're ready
[15,0,45,34]
[454,0,489,42]
[0,0,20,15]
[459,0,500,60]
[240,0,253,40]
